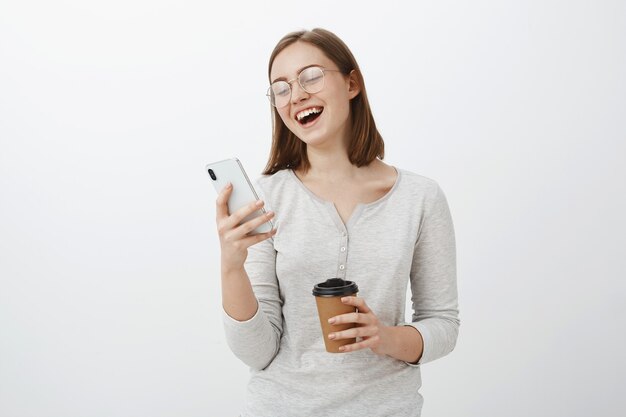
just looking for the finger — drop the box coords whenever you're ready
[232,210,275,239]
[339,335,380,353]
[227,199,266,229]
[341,296,372,313]
[215,183,233,219]
[328,325,377,341]
[328,312,371,326]
[237,227,278,248]
[219,199,266,232]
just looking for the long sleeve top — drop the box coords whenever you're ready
[222,167,459,417]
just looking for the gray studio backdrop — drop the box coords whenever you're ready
[1,1,624,416]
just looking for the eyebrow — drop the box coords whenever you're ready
[271,64,320,84]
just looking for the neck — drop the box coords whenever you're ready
[304,147,358,182]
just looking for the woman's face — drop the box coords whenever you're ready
[269,41,359,148]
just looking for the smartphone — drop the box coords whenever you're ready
[205,158,273,235]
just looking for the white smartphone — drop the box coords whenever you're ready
[205,158,273,235]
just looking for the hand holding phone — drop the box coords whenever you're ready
[206,158,274,235]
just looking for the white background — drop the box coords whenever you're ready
[1,1,625,416]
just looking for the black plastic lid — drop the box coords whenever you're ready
[312,278,359,297]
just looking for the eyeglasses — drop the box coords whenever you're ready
[266,66,343,108]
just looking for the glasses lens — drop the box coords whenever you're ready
[268,81,290,107]
[299,67,325,94]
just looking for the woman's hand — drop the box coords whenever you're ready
[327,296,392,355]
[216,183,277,272]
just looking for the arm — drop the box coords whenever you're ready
[216,183,282,370]
[404,182,460,365]
[325,181,459,364]
[379,325,424,364]
[221,266,258,322]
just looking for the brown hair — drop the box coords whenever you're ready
[262,28,384,175]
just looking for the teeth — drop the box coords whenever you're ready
[296,107,322,121]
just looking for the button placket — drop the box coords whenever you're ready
[337,233,349,278]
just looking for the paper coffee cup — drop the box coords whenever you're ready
[312,278,359,353]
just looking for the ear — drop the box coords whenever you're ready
[347,69,361,100]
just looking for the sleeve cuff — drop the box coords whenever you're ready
[400,322,431,367]
[222,303,261,324]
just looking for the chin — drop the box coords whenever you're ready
[296,129,331,147]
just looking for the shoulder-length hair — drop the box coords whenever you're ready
[262,28,384,175]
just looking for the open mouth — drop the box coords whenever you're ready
[296,107,323,126]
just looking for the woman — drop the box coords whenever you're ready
[215,28,459,417]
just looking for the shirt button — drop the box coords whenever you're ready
[339,265,345,270]
[340,247,346,252]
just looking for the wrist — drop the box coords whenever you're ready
[379,325,423,363]
[377,324,396,356]
[221,263,246,277]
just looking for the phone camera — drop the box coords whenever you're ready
[208,169,217,180]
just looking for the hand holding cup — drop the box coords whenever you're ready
[327,295,389,354]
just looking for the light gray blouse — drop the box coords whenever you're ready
[222,167,459,417]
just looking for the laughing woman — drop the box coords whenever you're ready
[214,28,460,417]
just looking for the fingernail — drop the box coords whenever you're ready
[328,333,336,340]
[339,346,345,352]
[328,318,335,324]
[256,200,263,207]
[341,297,348,302]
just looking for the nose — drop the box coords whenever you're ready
[290,81,309,104]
